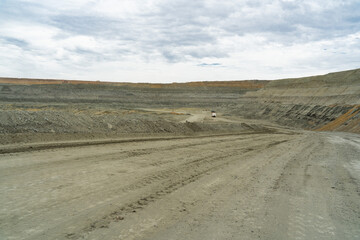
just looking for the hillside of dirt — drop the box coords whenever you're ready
[0,68,359,144]
[0,78,269,144]
[231,68,360,133]
[0,69,360,144]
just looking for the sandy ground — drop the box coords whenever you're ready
[1,126,359,240]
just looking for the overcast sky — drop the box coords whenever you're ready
[0,0,359,82]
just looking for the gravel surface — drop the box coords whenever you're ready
[1,130,359,240]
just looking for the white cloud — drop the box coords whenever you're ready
[18,0,96,12]
[0,0,359,82]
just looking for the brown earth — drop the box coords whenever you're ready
[0,77,266,89]
[0,68,359,240]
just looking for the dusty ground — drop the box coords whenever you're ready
[1,116,359,240]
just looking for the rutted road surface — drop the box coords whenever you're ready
[1,130,359,240]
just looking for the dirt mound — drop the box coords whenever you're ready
[0,105,264,144]
[0,108,197,144]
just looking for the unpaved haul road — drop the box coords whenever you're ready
[0,131,359,240]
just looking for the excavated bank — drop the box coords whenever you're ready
[1,68,359,140]
[233,68,360,133]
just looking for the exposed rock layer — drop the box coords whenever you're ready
[0,68,359,141]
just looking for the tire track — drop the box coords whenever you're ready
[64,139,291,239]
[1,133,293,240]
[0,131,273,155]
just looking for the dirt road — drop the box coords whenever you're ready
[1,130,359,240]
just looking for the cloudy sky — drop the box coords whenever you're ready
[0,0,359,82]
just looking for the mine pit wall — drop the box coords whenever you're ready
[236,69,360,134]
[232,100,359,133]
[0,82,263,144]
[0,69,359,137]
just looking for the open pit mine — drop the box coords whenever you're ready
[0,68,359,240]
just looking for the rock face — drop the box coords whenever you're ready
[235,68,360,133]
[0,68,359,141]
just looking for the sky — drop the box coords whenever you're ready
[0,0,359,83]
